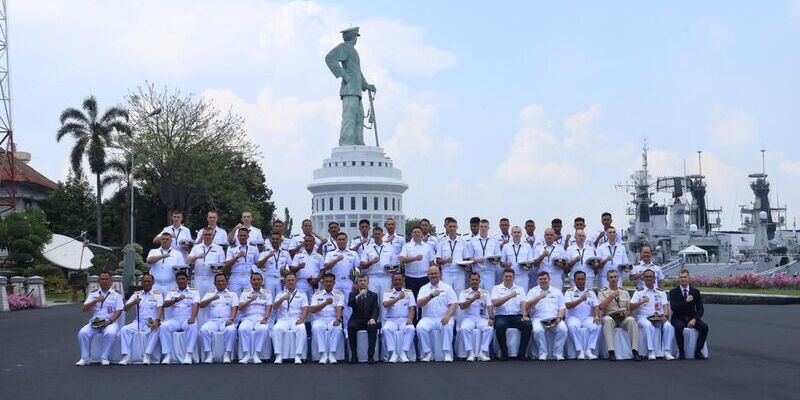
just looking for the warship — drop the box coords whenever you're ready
[619,143,800,278]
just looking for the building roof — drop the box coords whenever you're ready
[0,152,58,190]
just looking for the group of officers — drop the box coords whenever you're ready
[75,211,710,366]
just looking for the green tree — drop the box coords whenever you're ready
[41,171,95,238]
[405,217,436,238]
[0,209,53,270]
[56,95,131,244]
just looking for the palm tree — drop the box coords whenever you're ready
[101,158,133,244]
[57,96,131,245]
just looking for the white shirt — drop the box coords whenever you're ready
[459,287,491,318]
[383,232,405,256]
[292,249,323,283]
[436,236,471,274]
[311,289,345,319]
[564,287,598,319]
[159,225,193,252]
[631,262,664,289]
[349,235,374,258]
[526,286,566,320]
[493,232,511,250]
[193,226,228,247]
[399,241,435,278]
[524,232,543,249]
[501,241,534,276]
[360,243,396,277]
[164,287,199,319]
[84,288,124,321]
[202,289,238,320]
[233,226,265,247]
[188,243,225,278]
[597,241,629,282]
[256,247,291,278]
[470,235,501,274]
[239,287,273,319]
[291,234,322,253]
[533,243,567,282]
[147,247,186,286]
[631,286,667,318]
[275,289,309,320]
[490,283,526,315]
[320,237,337,257]
[567,243,598,278]
[422,233,439,253]
[418,281,457,318]
[383,288,416,319]
[225,245,260,276]
[324,248,360,281]
[125,289,164,321]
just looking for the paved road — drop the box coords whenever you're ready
[1,304,798,400]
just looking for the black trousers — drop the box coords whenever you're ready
[673,318,709,356]
[494,315,532,358]
[404,276,429,301]
[347,320,379,360]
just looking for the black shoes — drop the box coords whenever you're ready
[632,350,641,362]
[608,351,617,362]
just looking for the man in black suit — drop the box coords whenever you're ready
[347,274,380,363]
[669,269,709,359]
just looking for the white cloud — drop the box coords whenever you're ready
[709,104,756,146]
[780,160,800,176]
[564,104,604,148]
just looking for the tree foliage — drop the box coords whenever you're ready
[0,209,53,269]
[41,171,96,239]
[405,217,436,239]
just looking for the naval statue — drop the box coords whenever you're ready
[325,27,377,146]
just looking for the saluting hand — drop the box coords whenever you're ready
[686,294,694,303]
[325,297,334,305]
[397,290,405,300]
[472,292,482,302]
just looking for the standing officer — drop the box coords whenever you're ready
[630,269,675,360]
[630,244,663,290]
[349,219,373,258]
[458,272,493,362]
[188,226,226,296]
[419,218,439,251]
[320,222,341,257]
[292,234,325,301]
[398,225,436,299]
[146,233,186,293]
[310,274,345,364]
[160,271,200,365]
[669,269,709,359]
[416,266,458,362]
[256,232,291,296]
[223,228,259,296]
[323,232,360,324]
[564,271,601,360]
[237,272,273,364]
[598,269,640,361]
[272,273,309,365]
[227,211,265,251]
[119,274,163,365]
[360,226,395,300]
[383,217,405,257]
[490,268,531,360]
[347,274,380,364]
[470,219,502,290]
[566,230,599,289]
[532,229,568,291]
[596,226,629,289]
[523,271,568,361]
[193,210,228,249]
[199,274,239,364]
[382,272,416,363]
[76,271,124,366]
[436,218,471,293]
[500,226,534,292]
[153,210,193,256]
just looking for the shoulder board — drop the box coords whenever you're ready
[334,289,342,294]
[134,290,142,294]
[384,289,394,292]
[188,288,196,291]
[601,287,608,291]
[479,288,487,293]
[291,233,300,238]
[170,288,178,291]
[462,288,470,293]
[242,288,252,292]
[655,288,664,292]
[403,288,412,292]
[152,290,161,294]
[314,290,324,295]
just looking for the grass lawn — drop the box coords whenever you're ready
[46,291,79,303]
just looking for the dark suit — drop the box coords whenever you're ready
[669,286,709,357]
[348,289,380,360]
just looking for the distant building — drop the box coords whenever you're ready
[0,149,57,215]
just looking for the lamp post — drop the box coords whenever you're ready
[122,107,161,296]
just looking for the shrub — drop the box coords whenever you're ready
[45,275,70,293]
[8,292,38,310]
[33,264,65,278]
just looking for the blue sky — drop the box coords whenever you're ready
[11,0,800,234]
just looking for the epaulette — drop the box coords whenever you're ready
[170,288,178,291]
[462,288,470,293]
[188,288,196,291]
[404,288,412,292]
[314,290,324,295]
[242,287,252,292]
[152,290,161,294]
[334,289,343,294]
[134,290,143,295]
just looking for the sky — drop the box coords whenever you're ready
[10,0,800,234]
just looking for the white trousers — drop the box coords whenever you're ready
[193,277,215,297]
[477,270,495,291]
[532,318,568,358]
[228,275,251,297]
[311,317,341,354]
[383,318,416,353]
[264,277,282,302]
[200,319,236,353]
[566,316,600,352]
[637,317,675,352]
[416,316,454,355]
[272,318,307,357]
[78,322,119,360]
[160,318,198,355]
[459,316,493,353]
[441,270,466,293]
[367,275,392,300]
[120,320,160,356]
[239,317,271,354]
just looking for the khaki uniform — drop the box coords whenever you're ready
[598,287,638,352]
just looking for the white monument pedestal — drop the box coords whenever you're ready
[308,146,408,239]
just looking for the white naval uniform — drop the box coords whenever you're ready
[291,233,322,254]
[567,232,597,250]
[310,289,345,355]
[349,235,374,259]
[436,236,472,293]
[199,289,238,354]
[292,249,324,301]
[422,233,439,255]
[458,287,494,355]
[271,289,309,357]
[533,244,568,291]
[526,285,568,358]
[416,281,458,357]
[120,289,164,357]
[566,244,599,289]
[320,237,337,257]
[159,224,194,256]
[470,236,501,290]
[238,287,273,357]
[501,242,534,292]
[160,287,200,357]
[597,241,629,289]
[399,240,435,279]
[188,243,225,296]
[564,287,600,354]
[255,247,291,297]
[224,245,259,295]
[279,236,297,253]
[382,288,416,355]
[193,226,228,247]
[77,288,124,361]
[490,283,526,316]
[360,243,396,298]
[492,233,511,283]
[232,225,265,248]
[323,248,359,325]
[383,232,405,257]
[631,261,664,290]
[525,232,543,249]
[147,247,186,293]
[631,286,675,353]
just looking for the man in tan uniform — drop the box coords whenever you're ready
[598,269,641,361]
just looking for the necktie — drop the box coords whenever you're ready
[683,288,688,301]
